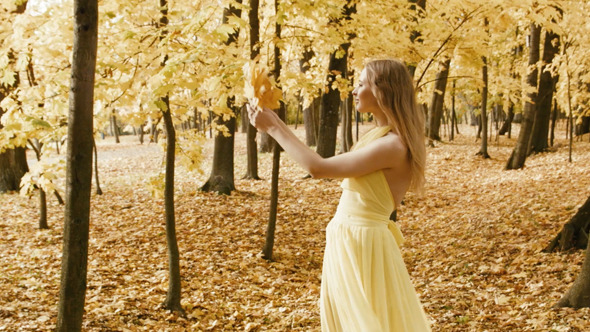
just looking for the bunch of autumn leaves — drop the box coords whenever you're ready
[243,61,282,111]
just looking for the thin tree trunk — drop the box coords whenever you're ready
[56,0,98,329]
[550,99,558,147]
[93,138,102,195]
[262,0,284,261]
[111,113,120,143]
[162,107,184,313]
[303,97,319,146]
[477,56,490,158]
[244,0,260,180]
[340,94,353,153]
[139,124,144,144]
[506,23,541,170]
[450,80,456,141]
[157,0,184,313]
[427,59,451,142]
[39,189,48,229]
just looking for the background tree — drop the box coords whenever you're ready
[530,21,561,153]
[262,0,284,261]
[157,0,184,314]
[56,0,98,330]
[200,1,243,195]
[426,59,451,143]
[0,1,29,193]
[244,0,261,180]
[316,0,355,158]
[506,23,541,170]
[543,195,590,308]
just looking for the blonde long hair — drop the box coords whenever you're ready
[365,59,426,193]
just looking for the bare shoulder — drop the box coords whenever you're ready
[375,132,408,158]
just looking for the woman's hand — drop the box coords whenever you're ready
[247,104,281,133]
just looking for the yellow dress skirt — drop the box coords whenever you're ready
[320,127,431,332]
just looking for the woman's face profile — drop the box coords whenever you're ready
[353,68,380,115]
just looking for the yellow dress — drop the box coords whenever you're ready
[320,126,431,332]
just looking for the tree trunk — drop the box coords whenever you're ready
[450,80,456,141]
[477,56,490,158]
[244,0,260,180]
[529,29,560,154]
[550,99,558,147]
[427,59,451,142]
[259,132,273,152]
[39,189,48,229]
[317,1,355,158]
[161,106,184,313]
[139,124,144,144]
[111,113,120,143]
[554,239,590,308]
[0,147,29,193]
[544,195,590,253]
[56,0,98,330]
[262,0,284,261]
[506,23,541,170]
[303,97,320,146]
[407,0,426,77]
[340,94,353,153]
[156,0,184,313]
[93,138,102,195]
[499,104,514,137]
[201,2,242,194]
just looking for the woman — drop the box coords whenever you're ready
[248,59,431,331]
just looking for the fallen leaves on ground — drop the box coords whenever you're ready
[1,124,590,331]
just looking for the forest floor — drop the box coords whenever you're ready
[1,123,590,331]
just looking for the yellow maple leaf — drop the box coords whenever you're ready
[243,61,282,110]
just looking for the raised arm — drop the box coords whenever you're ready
[248,106,406,179]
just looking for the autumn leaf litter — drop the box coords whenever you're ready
[1,124,590,331]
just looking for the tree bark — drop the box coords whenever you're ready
[244,0,260,180]
[162,106,184,313]
[498,104,514,137]
[262,0,284,261]
[0,147,29,193]
[340,93,354,153]
[111,112,120,143]
[56,0,98,330]
[550,99,558,147]
[316,1,355,158]
[477,56,490,158]
[407,0,426,77]
[427,59,451,142]
[506,23,541,170]
[201,2,242,194]
[300,47,318,147]
[544,195,590,253]
[303,97,320,146]
[155,0,184,313]
[554,239,590,308]
[0,4,29,193]
[530,29,560,154]
[39,189,48,229]
[93,138,102,195]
